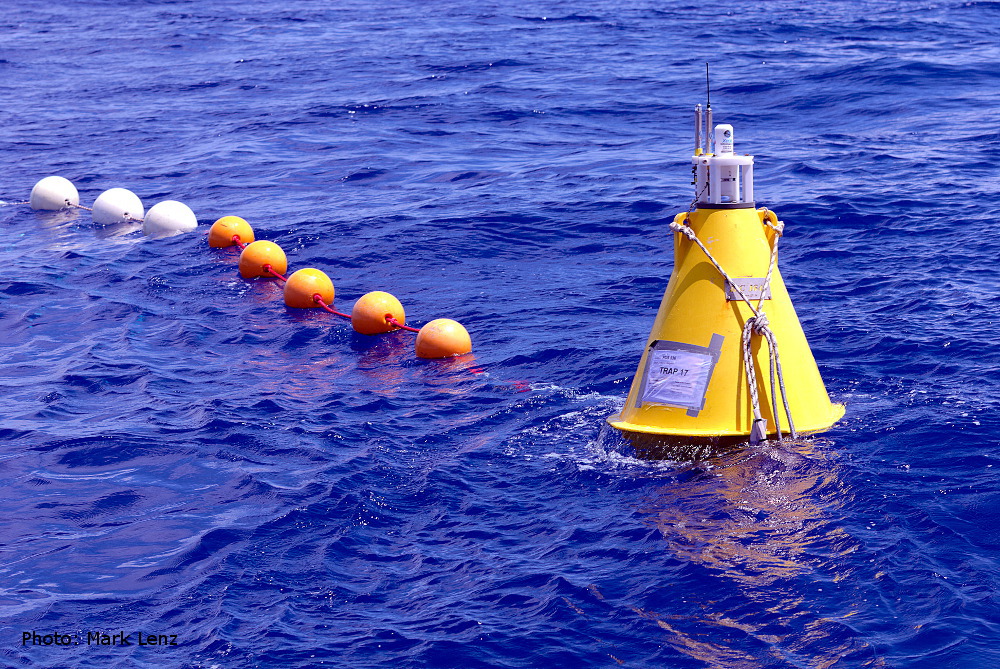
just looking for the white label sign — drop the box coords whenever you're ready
[641,348,715,409]
[725,278,771,301]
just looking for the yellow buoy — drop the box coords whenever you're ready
[415,318,472,359]
[238,240,287,279]
[608,113,843,446]
[284,268,334,308]
[351,291,406,335]
[209,215,255,248]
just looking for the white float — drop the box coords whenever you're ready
[30,176,79,211]
[143,200,197,237]
[92,188,144,225]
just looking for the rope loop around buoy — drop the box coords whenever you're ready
[670,218,761,318]
[672,214,796,446]
[758,207,785,236]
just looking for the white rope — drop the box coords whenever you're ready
[70,201,144,223]
[669,220,761,317]
[669,211,797,446]
[742,315,771,444]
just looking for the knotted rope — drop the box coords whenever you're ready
[668,211,797,446]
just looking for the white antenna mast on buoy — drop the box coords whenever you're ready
[704,63,713,154]
[690,65,754,206]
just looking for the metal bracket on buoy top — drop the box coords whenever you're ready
[692,122,755,209]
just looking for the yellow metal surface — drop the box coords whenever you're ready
[608,206,845,438]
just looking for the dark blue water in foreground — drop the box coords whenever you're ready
[2,1,1000,667]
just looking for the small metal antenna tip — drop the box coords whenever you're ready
[705,62,711,108]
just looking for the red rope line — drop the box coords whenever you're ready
[263,264,288,282]
[313,295,351,320]
[386,315,420,334]
[232,235,247,251]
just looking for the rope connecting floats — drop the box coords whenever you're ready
[17,176,473,360]
[668,211,797,446]
[213,217,473,359]
[25,176,198,235]
[312,296,418,333]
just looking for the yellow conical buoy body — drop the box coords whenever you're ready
[608,115,843,443]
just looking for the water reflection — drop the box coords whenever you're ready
[349,331,411,397]
[92,219,142,239]
[27,208,81,254]
[415,352,483,397]
[641,442,843,587]
[33,208,80,229]
[243,343,355,402]
[630,440,877,667]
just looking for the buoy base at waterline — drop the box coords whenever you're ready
[609,404,845,458]
[608,402,846,442]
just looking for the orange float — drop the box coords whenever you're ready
[209,215,255,248]
[415,318,472,359]
[351,291,406,335]
[284,268,335,308]
[238,240,287,279]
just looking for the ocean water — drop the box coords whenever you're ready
[2,0,999,667]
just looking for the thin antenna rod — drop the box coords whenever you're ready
[705,62,711,109]
[704,63,713,153]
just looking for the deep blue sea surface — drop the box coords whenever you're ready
[2,1,1000,667]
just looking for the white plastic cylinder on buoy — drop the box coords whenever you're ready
[30,176,79,211]
[92,188,144,225]
[142,200,197,237]
[714,123,734,154]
